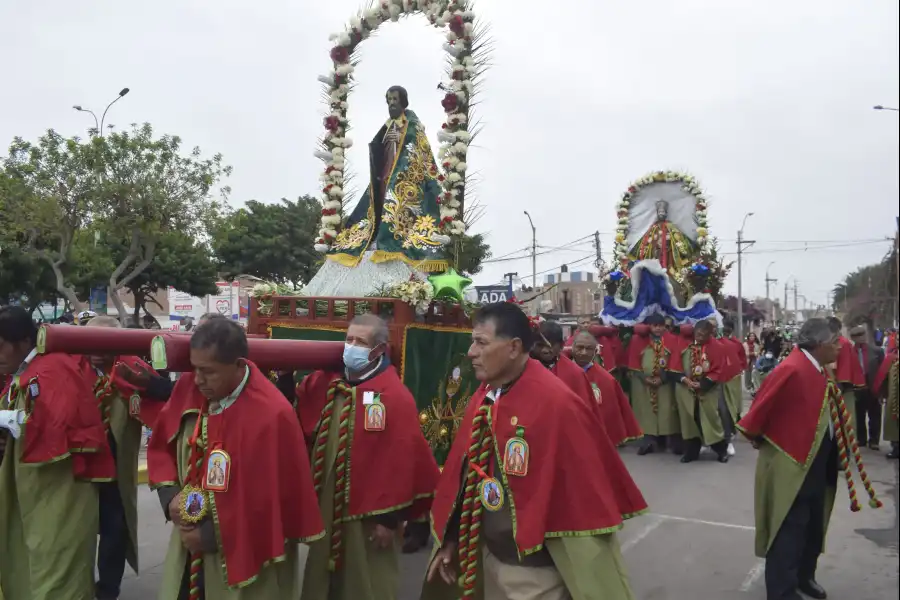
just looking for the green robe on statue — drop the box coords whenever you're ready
[630,345,680,437]
[157,413,300,600]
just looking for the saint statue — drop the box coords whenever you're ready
[628,199,696,278]
[306,86,448,296]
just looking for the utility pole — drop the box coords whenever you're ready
[784,281,789,323]
[523,211,537,289]
[736,213,755,340]
[793,280,799,323]
[765,261,777,324]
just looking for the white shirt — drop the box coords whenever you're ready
[800,348,834,439]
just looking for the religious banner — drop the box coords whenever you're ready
[401,324,477,465]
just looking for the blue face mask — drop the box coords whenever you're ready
[343,344,373,372]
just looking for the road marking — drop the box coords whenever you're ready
[621,517,664,553]
[655,513,755,531]
[739,560,765,592]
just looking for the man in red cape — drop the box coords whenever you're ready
[669,320,731,463]
[80,316,167,600]
[873,337,899,459]
[827,317,864,433]
[294,314,439,599]
[627,314,683,456]
[0,306,115,599]
[719,318,748,457]
[148,318,324,599]
[422,302,641,599]
[737,318,882,600]
[571,329,642,446]
[848,325,885,450]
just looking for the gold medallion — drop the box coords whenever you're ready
[480,477,504,512]
[179,484,209,524]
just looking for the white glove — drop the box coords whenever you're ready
[0,409,25,439]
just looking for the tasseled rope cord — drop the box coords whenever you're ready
[825,380,882,511]
[94,374,114,433]
[649,338,664,414]
[457,404,493,597]
[890,359,899,423]
[185,408,208,600]
[309,380,354,572]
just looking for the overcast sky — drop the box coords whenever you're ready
[2,0,898,307]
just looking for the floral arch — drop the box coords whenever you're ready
[314,0,483,251]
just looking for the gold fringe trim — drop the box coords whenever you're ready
[326,252,365,267]
[325,251,447,272]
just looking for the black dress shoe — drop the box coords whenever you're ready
[798,578,827,599]
[717,454,730,464]
[637,444,655,456]
[680,455,696,463]
[887,447,900,459]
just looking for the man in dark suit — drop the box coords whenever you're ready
[851,325,885,450]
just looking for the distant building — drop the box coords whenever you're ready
[519,265,602,317]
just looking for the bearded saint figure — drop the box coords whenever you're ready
[629,199,696,278]
[306,86,449,296]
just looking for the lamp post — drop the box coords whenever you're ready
[523,211,537,289]
[736,212,755,340]
[765,261,777,323]
[73,87,130,136]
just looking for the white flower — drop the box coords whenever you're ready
[437,130,455,143]
[314,243,329,253]
[446,31,458,42]
[452,141,467,153]
[455,130,471,142]
[327,186,344,197]
[337,32,351,46]
[317,74,335,86]
[321,214,342,226]
[336,64,355,76]
[314,150,333,161]
[448,172,462,183]
[443,43,462,57]
[332,147,344,157]
[454,162,467,172]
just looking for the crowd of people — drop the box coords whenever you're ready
[1,301,897,600]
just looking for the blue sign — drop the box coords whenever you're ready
[475,285,513,304]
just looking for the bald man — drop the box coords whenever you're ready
[83,316,165,600]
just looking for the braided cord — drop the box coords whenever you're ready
[827,381,883,511]
[185,413,208,600]
[889,359,899,422]
[648,339,663,414]
[94,374,114,433]
[458,404,492,597]
[328,381,354,571]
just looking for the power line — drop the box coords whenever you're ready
[721,240,890,256]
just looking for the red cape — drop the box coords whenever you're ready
[147,361,324,587]
[295,366,440,520]
[627,331,679,371]
[584,363,642,445]
[717,337,746,380]
[1,353,114,480]
[834,336,865,387]
[431,360,646,555]
[737,349,827,465]
[79,355,165,429]
[668,338,727,382]
[551,354,606,420]
[873,350,898,394]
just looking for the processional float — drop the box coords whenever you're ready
[601,170,723,326]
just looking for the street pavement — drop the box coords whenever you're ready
[122,434,898,600]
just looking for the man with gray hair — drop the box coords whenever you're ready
[294,313,440,600]
[739,318,882,600]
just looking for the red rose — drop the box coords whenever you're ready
[437,174,445,182]
[448,15,465,37]
[330,46,349,63]
[452,69,464,81]
[321,208,337,216]
[628,186,637,193]
[325,166,335,174]
[441,92,459,113]
[324,115,340,131]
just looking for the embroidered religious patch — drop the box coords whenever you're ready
[364,401,386,432]
[503,437,529,477]
[129,393,141,418]
[590,382,602,404]
[480,477,504,512]
[203,449,231,493]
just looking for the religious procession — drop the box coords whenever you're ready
[1,1,898,600]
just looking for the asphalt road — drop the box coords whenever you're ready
[122,433,899,600]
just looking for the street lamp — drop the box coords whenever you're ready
[73,87,130,136]
[873,105,899,112]
[523,211,536,289]
[736,212,755,341]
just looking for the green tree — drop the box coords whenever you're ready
[832,250,896,328]
[3,124,231,319]
[447,232,492,276]
[213,196,320,288]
